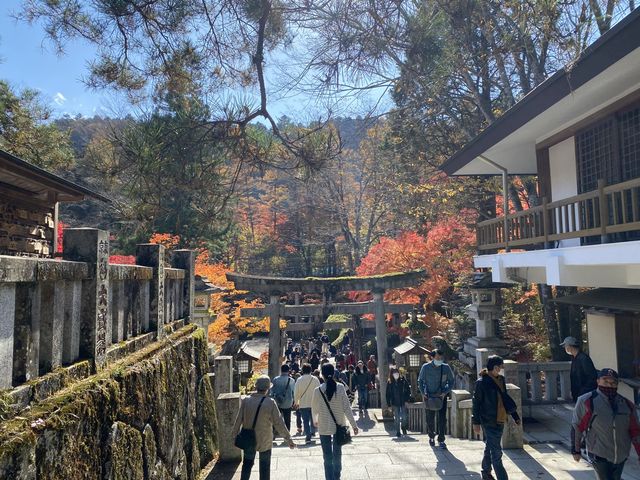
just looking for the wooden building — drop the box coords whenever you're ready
[0,150,108,257]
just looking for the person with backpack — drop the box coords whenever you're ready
[472,355,521,480]
[571,368,640,480]
[270,364,296,435]
[233,375,295,480]
[386,366,412,437]
[294,363,321,443]
[312,363,359,480]
[418,349,455,449]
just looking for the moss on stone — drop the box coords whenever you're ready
[0,324,217,480]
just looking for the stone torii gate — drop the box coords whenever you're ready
[226,270,427,409]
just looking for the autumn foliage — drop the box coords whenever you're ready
[354,216,476,339]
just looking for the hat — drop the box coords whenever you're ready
[597,368,619,379]
[255,375,271,391]
[559,336,580,347]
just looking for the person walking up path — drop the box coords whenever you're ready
[572,368,640,480]
[418,349,454,449]
[386,367,412,437]
[472,355,521,480]
[233,375,295,480]
[353,364,370,414]
[312,363,359,480]
[271,364,296,435]
[294,363,321,443]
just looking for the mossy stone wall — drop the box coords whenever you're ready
[0,325,217,480]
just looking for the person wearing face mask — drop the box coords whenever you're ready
[571,368,640,480]
[560,336,597,402]
[386,367,412,437]
[472,355,521,480]
[418,349,455,448]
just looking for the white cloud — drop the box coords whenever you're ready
[53,92,66,105]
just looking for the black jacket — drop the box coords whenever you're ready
[472,370,520,426]
[386,377,412,407]
[570,351,597,401]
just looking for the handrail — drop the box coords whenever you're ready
[477,177,640,251]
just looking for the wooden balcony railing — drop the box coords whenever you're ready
[477,177,640,251]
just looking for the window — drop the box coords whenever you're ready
[619,106,640,181]
[409,354,422,367]
[575,104,640,193]
[237,360,250,373]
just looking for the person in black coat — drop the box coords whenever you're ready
[386,367,412,437]
[472,355,521,480]
[560,336,597,401]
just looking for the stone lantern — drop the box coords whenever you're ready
[236,342,261,387]
[193,275,224,330]
[461,272,510,368]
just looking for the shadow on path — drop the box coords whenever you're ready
[204,460,240,480]
[355,410,377,433]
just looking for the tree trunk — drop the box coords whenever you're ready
[538,283,564,360]
[352,314,363,361]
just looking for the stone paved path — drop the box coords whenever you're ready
[204,406,640,480]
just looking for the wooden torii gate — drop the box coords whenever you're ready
[226,270,427,409]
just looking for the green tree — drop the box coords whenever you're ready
[0,80,74,169]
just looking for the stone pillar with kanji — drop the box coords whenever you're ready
[63,228,110,369]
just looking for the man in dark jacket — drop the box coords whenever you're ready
[561,336,597,401]
[473,355,521,480]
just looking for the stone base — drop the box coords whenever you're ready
[458,351,477,369]
[463,337,508,356]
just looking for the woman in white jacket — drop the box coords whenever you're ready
[312,363,359,480]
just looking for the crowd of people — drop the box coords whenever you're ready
[232,333,640,480]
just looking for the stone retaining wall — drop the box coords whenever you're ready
[0,325,218,480]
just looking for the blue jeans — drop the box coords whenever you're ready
[481,424,507,480]
[357,387,368,410]
[241,445,272,480]
[320,434,343,480]
[300,407,315,440]
[393,405,407,433]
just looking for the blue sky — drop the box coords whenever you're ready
[0,0,115,117]
[0,0,391,121]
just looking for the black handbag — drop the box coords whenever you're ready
[320,389,352,446]
[234,396,266,449]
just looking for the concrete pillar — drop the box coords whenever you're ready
[268,294,281,380]
[39,281,65,373]
[63,228,110,368]
[216,392,242,462]
[0,283,16,389]
[12,282,40,385]
[450,389,472,438]
[62,280,82,364]
[214,356,234,395]
[502,384,524,449]
[502,360,519,386]
[172,250,195,322]
[475,348,496,376]
[136,244,165,339]
[372,289,388,409]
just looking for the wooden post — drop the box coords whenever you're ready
[542,196,551,248]
[372,289,388,410]
[136,244,166,339]
[598,178,609,244]
[268,294,281,379]
[63,228,110,369]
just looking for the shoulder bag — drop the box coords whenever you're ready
[425,365,444,411]
[234,396,266,450]
[320,389,352,445]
